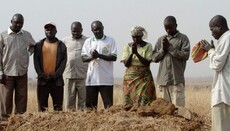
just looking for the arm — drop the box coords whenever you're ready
[123,54,133,67]
[132,43,151,66]
[51,43,67,80]
[91,49,117,61]
[123,42,151,67]
[135,53,151,66]
[0,33,5,83]
[0,34,4,76]
[81,55,94,62]
[27,32,36,56]
[121,44,133,67]
[91,38,117,61]
[81,38,93,62]
[33,43,45,78]
[99,54,117,61]
[208,38,230,71]
[152,37,166,62]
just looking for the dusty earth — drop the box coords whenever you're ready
[0,98,210,131]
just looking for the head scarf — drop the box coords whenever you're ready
[131,26,148,39]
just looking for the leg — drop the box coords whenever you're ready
[76,79,86,110]
[65,79,77,110]
[157,85,172,103]
[50,82,63,111]
[37,84,50,112]
[99,86,113,109]
[172,83,185,107]
[86,86,99,109]
[0,76,14,120]
[14,74,28,114]
[212,103,230,131]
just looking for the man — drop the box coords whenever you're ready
[34,22,67,112]
[0,13,36,120]
[63,21,88,111]
[200,15,230,131]
[152,16,190,107]
[81,20,117,109]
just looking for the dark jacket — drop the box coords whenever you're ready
[34,38,67,86]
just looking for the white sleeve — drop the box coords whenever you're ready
[81,38,91,56]
[110,38,117,57]
[208,37,230,71]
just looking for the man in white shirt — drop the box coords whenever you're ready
[81,20,117,109]
[201,15,230,131]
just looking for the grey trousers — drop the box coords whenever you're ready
[0,74,27,120]
[64,79,86,110]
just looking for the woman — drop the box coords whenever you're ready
[121,26,156,106]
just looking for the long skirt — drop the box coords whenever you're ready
[123,66,156,106]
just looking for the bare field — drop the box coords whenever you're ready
[0,77,212,131]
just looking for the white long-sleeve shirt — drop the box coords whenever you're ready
[208,30,230,107]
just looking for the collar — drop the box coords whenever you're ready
[7,27,23,35]
[166,30,179,38]
[217,30,230,43]
[72,35,85,40]
[92,35,106,41]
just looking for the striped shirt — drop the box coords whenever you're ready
[0,28,36,76]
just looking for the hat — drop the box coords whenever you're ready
[191,41,208,63]
[44,22,56,29]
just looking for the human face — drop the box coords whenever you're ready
[91,23,104,39]
[11,15,24,33]
[132,35,142,43]
[45,26,57,39]
[209,21,222,40]
[71,23,82,39]
[164,20,177,36]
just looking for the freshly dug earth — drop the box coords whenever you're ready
[1,98,210,131]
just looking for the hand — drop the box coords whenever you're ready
[47,73,55,81]
[38,73,46,79]
[200,40,214,51]
[132,42,138,54]
[91,49,100,59]
[46,74,54,81]
[163,36,169,51]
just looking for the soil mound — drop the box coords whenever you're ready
[2,98,210,131]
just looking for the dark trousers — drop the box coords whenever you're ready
[86,85,113,109]
[0,74,28,120]
[37,80,63,112]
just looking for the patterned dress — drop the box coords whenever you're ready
[121,43,156,106]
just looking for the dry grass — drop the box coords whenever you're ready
[185,86,211,124]
[0,78,212,131]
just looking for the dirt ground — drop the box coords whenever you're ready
[0,98,211,131]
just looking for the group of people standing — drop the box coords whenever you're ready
[0,14,118,119]
[0,13,230,131]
